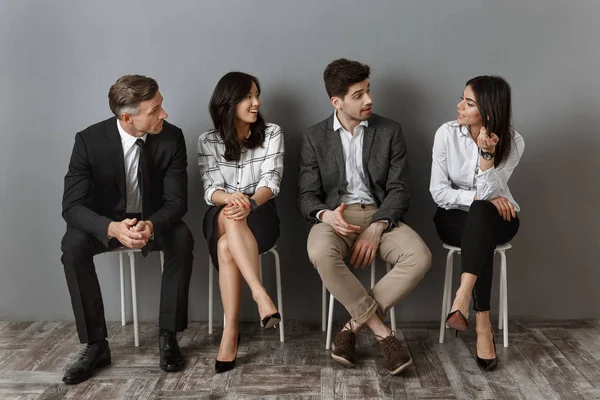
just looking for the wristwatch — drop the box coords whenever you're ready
[249,199,258,211]
[480,148,495,161]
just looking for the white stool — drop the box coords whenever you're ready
[438,243,511,348]
[324,260,397,350]
[107,247,164,347]
[207,246,285,343]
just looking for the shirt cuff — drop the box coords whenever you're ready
[256,180,280,197]
[458,189,477,206]
[205,186,226,206]
[316,209,327,222]
[374,219,391,229]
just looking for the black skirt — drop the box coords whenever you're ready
[202,199,280,270]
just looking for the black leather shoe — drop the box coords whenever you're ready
[159,330,185,372]
[476,329,498,371]
[62,340,111,384]
[215,333,241,374]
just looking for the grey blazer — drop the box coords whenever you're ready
[297,113,411,230]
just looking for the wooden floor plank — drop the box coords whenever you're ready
[0,320,596,399]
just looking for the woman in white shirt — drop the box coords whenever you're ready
[198,72,284,373]
[430,76,524,371]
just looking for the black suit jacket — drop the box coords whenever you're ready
[62,117,188,246]
[297,113,411,230]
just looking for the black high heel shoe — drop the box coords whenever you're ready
[261,312,281,329]
[215,333,241,374]
[445,310,468,336]
[476,329,497,371]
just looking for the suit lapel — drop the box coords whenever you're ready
[362,124,376,173]
[325,116,346,181]
[106,118,126,199]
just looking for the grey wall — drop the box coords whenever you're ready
[1,0,599,323]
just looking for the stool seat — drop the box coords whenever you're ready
[442,243,512,252]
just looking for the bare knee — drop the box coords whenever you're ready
[217,235,234,264]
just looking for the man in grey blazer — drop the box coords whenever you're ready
[298,59,431,375]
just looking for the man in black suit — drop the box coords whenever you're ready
[61,75,194,384]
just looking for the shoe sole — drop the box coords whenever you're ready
[388,358,412,375]
[330,344,355,368]
[262,317,281,329]
[62,358,111,385]
[160,361,186,372]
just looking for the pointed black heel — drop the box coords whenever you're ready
[261,312,281,329]
[215,333,241,374]
[445,310,468,336]
[476,329,497,371]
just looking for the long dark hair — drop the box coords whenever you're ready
[209,72,266,161]
[466,75,514,167]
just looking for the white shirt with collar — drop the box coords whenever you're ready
[430,121,525,212]
[316,112,377,221]
[117,120,147,214]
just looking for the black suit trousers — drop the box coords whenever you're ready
[61,221,194,343]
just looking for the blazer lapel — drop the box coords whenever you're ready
[106,118,126,199]
[325,116,346,181]
[362,124,376,173]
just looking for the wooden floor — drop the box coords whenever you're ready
[1,320,600,399]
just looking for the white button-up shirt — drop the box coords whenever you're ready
[429,121,525,212]
[117,120,146,213]
[334,112,376,206]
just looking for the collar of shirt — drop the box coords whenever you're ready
[333,111,369,134]
[117,119,147,149]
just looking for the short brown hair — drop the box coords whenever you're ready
[323,59,371,98]
[108,75,159,118]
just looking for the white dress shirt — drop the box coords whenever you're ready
[429,121,525,212]
[198,123,284,205]
[316,112,377,221]
[117,120,146,213]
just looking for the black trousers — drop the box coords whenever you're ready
[433,200,519,312]
[61,221,194,343]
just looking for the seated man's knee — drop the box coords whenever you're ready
[61,228,95,263]
[307,240,342,270]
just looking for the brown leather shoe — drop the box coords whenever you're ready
[378,335,412,375]
[331,329,357,368]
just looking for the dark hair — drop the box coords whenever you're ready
[323,58,371,98]
[466,75,514,167]
[108,75,159,118]
[209,72,266,161]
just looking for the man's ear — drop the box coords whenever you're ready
[331,96,342,110]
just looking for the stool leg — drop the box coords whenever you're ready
[500,250,509,347]
[128,252,139,347]
[119,252,125,326]
[498,253,503,331]
[208,256,213,335]
[439,250,455,344]
[325,293,335,350]
[271,249,285,343]
[258,254,263,325]
[370,260,376,289]
[322,283,327,332]
[385,263,397,334]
